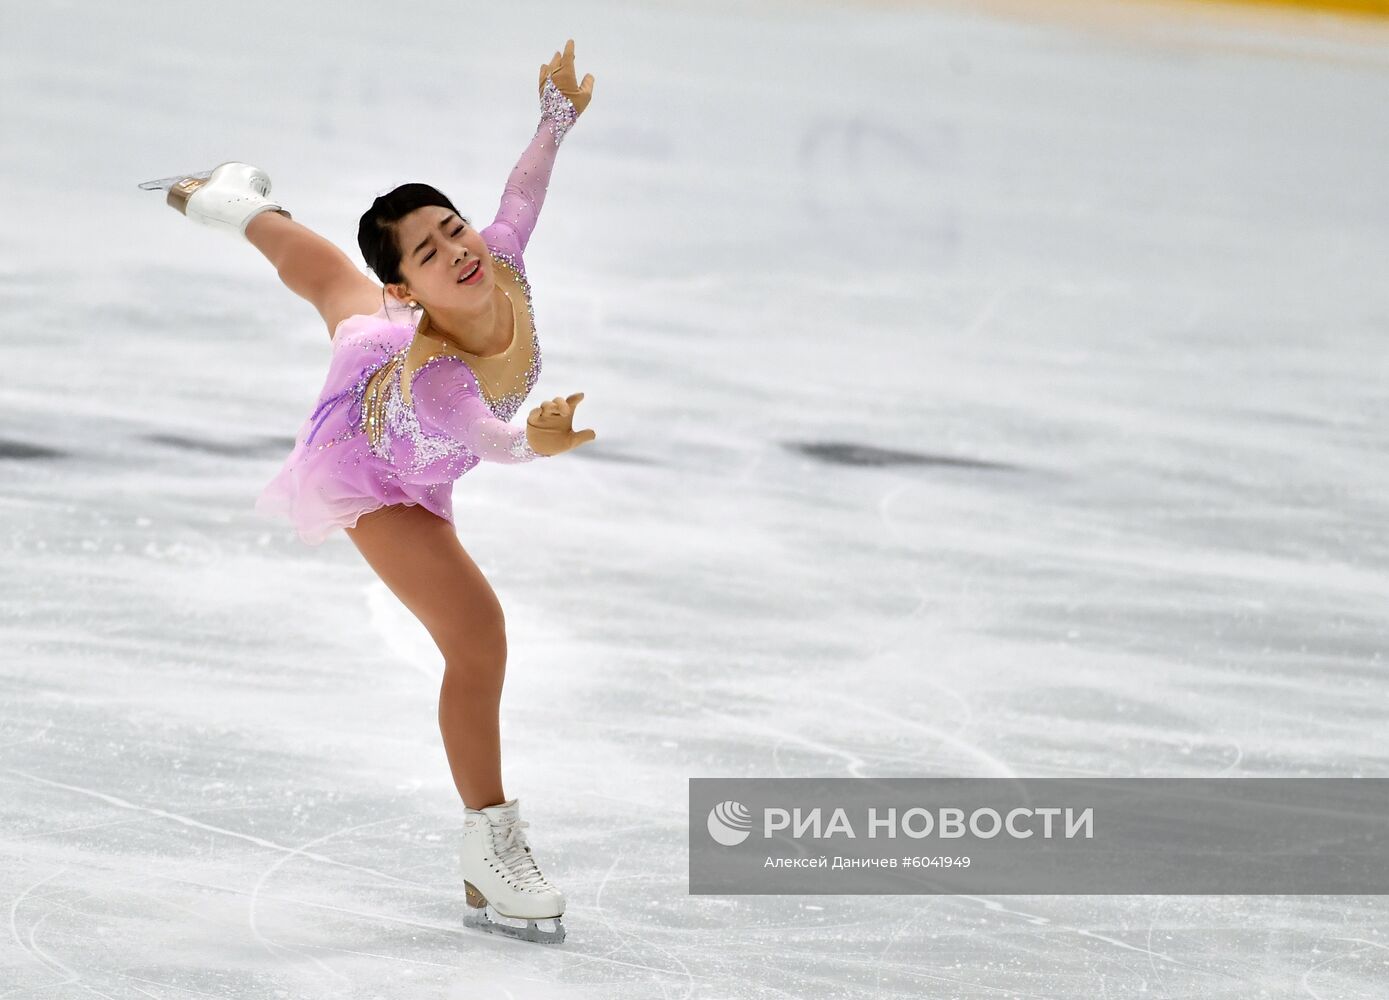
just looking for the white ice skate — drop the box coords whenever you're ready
[137,161,290,237]
[459,798,567,945]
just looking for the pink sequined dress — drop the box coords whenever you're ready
[255,80,579,545]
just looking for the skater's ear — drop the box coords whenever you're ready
[383,282,413,307]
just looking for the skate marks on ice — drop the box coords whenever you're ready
[3,769,613,994]
[1,772,447,995]
[4,768,417,886]
[796,113,962,268]
[862,893,1200,999]
[245,810,425,987]
[7,867,90,999]
[557,852,695,1000]
[703,695,1017,783]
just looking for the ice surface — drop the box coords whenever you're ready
[2,0,1388,996]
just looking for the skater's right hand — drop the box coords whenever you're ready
[526,392,596,456]
[538,39,594,117]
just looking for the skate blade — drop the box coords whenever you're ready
[137,168,214,192]
[463,905,566,945]
[462,882,565,944]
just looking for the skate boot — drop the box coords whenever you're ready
[137,161,290,238]
[459,797,566,944]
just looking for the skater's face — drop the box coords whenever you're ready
[386,205,493,311]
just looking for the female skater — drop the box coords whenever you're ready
[140,40,597,945]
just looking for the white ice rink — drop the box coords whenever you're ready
[3,0,1388,995]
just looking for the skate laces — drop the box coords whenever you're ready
[491,818,553,892]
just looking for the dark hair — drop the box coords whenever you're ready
[357,182,468,286]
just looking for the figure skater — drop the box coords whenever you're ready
[139,40,598,945]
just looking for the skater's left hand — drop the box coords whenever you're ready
[526,392,597,456]
[538,38,594,117]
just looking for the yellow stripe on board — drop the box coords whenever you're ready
[1194,0,1389,16]
[833,0,1389,45]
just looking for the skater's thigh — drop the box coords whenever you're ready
[343,504,504,654]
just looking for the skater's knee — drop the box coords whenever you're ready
[432,595,506,658]
[441,645,506,698]
[438,611,508,689]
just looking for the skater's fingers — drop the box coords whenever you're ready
[572,428,596,447]
[566,392,585,409]
[580,74,594,95]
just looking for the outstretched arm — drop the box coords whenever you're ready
[413,356,597,461]
[413,357,541,463]
[483,39,594,257]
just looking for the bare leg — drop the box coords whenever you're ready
[343,503,509,809]
[245,210,361,306]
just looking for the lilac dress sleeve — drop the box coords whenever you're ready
[481,79,580,261]
[411,83,581,465]
[413,357,541,464]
